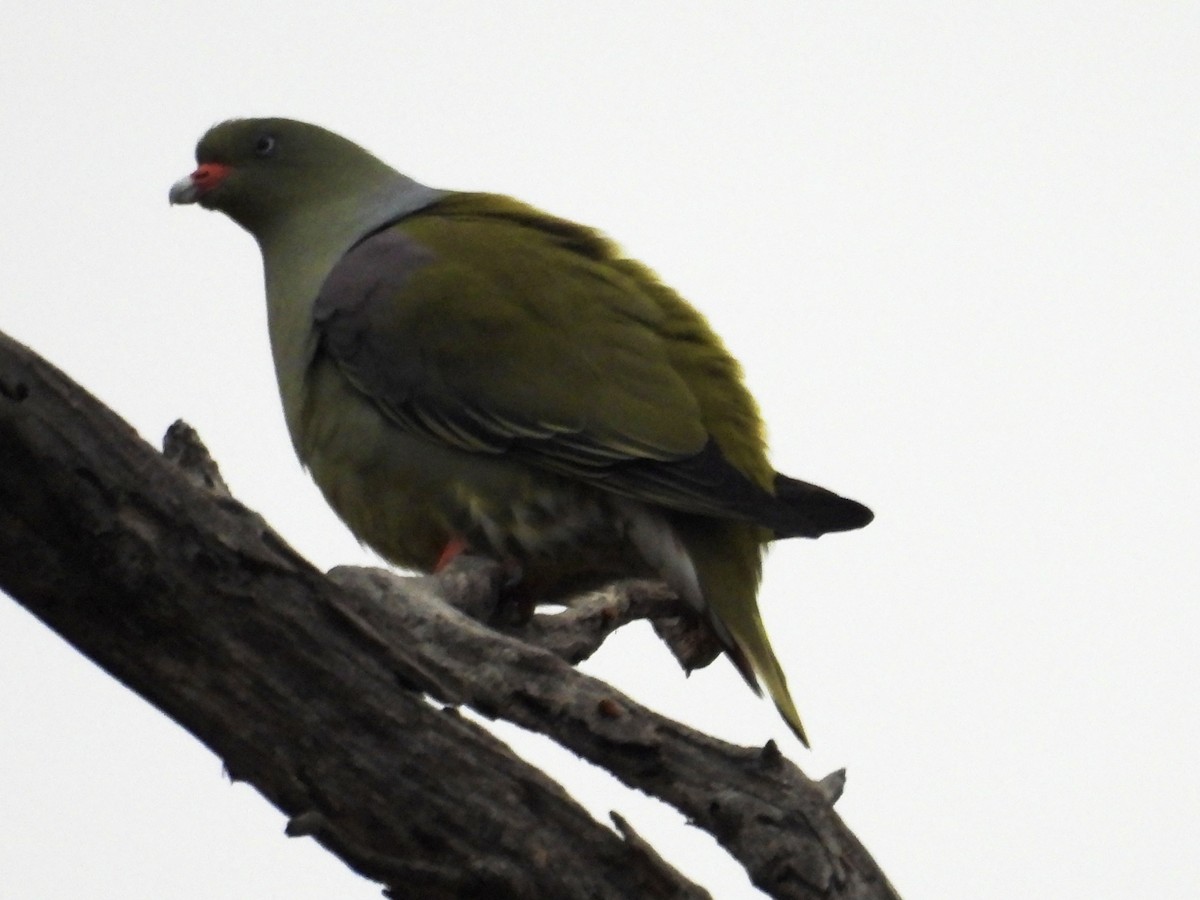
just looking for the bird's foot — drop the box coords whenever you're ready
[491,559,537,626]
[433,536,469,573]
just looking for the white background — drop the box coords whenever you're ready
[2,3,1197,897]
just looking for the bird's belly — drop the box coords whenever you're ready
[296,363,646,586]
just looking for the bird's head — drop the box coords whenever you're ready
[169,118,420,241]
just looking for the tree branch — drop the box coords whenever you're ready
[0,330,899,900]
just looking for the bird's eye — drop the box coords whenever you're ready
[254,135,277,158]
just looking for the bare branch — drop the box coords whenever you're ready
[0,330,899,900]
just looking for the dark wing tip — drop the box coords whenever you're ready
[771,473,874,538]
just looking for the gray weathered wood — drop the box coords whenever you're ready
[0,330,899,900]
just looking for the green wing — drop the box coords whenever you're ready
[312,193,869,535]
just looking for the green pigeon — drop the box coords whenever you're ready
[170,118,872,745]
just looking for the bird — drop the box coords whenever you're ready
[170,117,872,745]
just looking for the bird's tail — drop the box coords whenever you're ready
[676,518,810,746]
[713,600,810,747]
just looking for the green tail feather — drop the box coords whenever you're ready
[676,517,810,746]
[716,603,810,747]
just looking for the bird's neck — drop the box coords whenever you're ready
[257,172,445,448]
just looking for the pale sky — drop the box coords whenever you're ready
[2,3,1197,898]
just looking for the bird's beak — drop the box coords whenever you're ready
[168,163,231,205]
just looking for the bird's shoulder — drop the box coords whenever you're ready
[396,191,619,263]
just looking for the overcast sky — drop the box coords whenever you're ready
[2,3,1197,898]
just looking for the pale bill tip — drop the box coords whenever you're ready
[168,174,199,205]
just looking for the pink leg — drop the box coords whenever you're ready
[433,536,469,573]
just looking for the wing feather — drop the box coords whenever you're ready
[312,197,868,535]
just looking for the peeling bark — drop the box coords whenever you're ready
[0,331,899,900]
